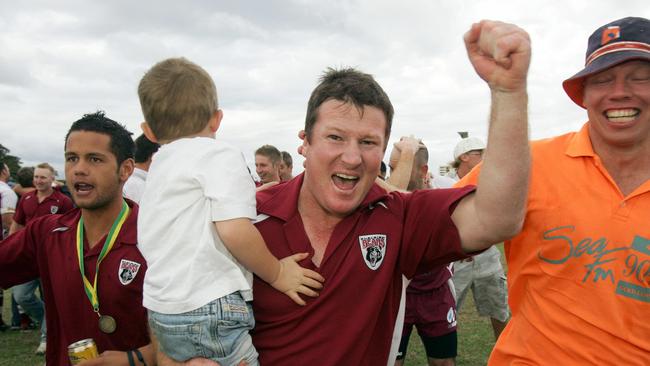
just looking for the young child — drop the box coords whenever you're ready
[136,58,324,365]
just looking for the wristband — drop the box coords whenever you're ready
[127,350,135,366]
[133,348,147,366]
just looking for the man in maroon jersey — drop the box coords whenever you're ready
[0,112,154,366]
[387,137,458,366]
[11,163,74,230]
[249,20,530,365]
[254,144,282,185]
[159,19,531,366]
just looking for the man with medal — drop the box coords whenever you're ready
[0,112,154,365]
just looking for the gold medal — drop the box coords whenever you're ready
[98,315,117,334]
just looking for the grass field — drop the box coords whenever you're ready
[0,292,498,366]
[0,294,42,366]
[401,294,496,366]
[1,244,505,365]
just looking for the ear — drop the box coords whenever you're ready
[209,110,223,133]
[298,130,309,157]
[119,158,135,184]
[141,122,159,143]
[459,153,470,163]
[420,164,428,177]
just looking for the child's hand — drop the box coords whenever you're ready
[270,252,325,306]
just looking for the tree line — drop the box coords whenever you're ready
[0,144,23,180]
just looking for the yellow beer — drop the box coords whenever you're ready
[68,338,99,364]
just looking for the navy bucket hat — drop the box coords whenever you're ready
[562,17,650,108]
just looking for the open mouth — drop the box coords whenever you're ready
[73,183,94,194]
[605,108,640,123]
[332,173,359,190]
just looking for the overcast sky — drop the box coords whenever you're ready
[1,0,648,179]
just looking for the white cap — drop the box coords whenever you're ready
[453,137,486,160]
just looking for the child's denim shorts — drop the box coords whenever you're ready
[149,291,258,365]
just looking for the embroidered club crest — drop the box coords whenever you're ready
[50,206,59,214]
[118,259,141,285]
[358,234,387,270]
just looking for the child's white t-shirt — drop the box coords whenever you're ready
[138,137,257,314]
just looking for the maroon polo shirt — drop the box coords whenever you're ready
[13,189,74,225]
[0,201,149,366]
[252,174,474,365]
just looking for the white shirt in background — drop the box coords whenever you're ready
[123,167,148,203]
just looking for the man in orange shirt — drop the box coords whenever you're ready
[460,17,650,365]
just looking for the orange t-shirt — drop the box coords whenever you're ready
[460,123,650,365]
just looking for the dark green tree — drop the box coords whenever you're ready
[0,144,23,180]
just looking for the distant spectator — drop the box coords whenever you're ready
[10,165,37,331]
[123,134,160,203]
[10,163,74,232]
[447,137,485,181]
[279,151,294,182]
[450,136,509,341]
[0,162,17,238]
[0,161,18,332]
[13,167,35,197]
[9,167,34,331]
[388,136,458,366]
[10,162,75,354]
[255,144,282,184]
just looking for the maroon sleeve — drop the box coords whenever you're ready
[13,196,26,225]
[0,216,42,288]
[398,186,476,279]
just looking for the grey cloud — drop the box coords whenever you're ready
[1,0,648,173]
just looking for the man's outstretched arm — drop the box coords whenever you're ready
[452,20,531,252]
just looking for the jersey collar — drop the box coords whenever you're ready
[565,122,597,158]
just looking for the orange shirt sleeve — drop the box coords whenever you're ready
[453,164,481,187]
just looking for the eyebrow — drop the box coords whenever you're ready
[326,126,382,139]
[64,151,109,158]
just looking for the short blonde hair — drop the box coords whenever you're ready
[138,58,218,141]
[36,163,56,175]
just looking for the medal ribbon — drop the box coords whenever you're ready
[76,200,130,314]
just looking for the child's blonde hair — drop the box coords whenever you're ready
[138,57,218,141]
